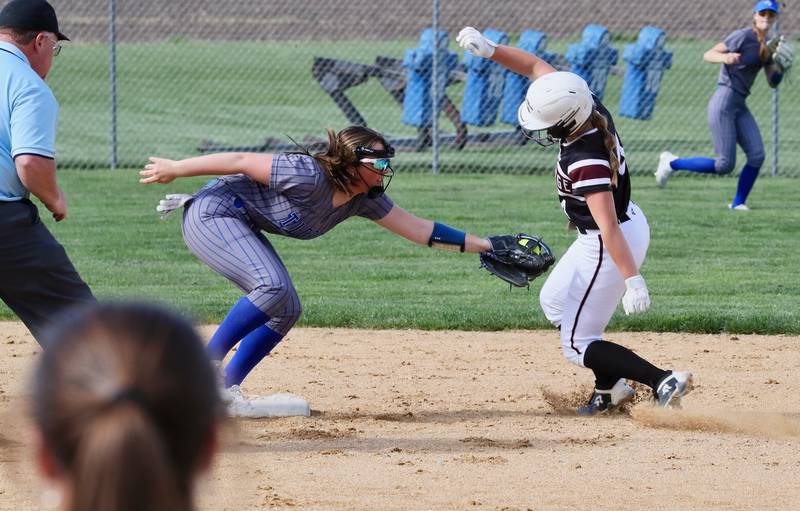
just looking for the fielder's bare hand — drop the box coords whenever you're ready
[139,157,178,184]
[723,52,742,65]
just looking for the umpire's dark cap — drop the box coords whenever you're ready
[0,0,69,41]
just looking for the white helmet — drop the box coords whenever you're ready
[517,71,594,145]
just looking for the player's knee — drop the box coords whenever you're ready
[264,292,302,335]
[561,344,584,367]
[251,282,298,313]
[539,290,561,326]
[714,159,735,175]
[283,293,303,328]
[277,287,303,328]
[746,152,765,169]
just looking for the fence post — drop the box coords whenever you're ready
[108,0,118,170]
[772,87,778,176]
[771,19,779,176]
[431,0,440,175]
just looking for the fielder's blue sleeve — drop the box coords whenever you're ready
[10,86,58,159]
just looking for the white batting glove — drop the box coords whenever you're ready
[456,27,497,58]
[156,193,193,220]
[622,275,650,315]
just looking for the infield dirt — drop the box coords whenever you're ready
[1,322,798,510]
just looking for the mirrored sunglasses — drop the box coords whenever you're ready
[361,158,392,172]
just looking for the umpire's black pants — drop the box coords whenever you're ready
[0,199,95,345]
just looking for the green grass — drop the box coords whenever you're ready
[2,170,798,334]
[49,37,800,175]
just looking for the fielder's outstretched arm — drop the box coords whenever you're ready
[139,152,274,185]
[375,205,491,253]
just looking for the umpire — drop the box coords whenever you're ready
[0,0,94,343]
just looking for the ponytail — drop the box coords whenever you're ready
[68,403,190,511]
[752,21,771,62]
[33,302,222,511]
[591,110,620,187]
[313,128,361,193]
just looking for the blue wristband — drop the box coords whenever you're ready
[428,222,466,252]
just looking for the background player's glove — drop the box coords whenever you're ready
[480,234,555,287]
[622,275,650,315]
[156,193,193,220]
[769,35,795,73]
[456,27,497,58]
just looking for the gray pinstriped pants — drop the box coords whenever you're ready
[181,186,301,336]
[708,86,765,174]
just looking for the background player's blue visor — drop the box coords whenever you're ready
[754,0,779,14]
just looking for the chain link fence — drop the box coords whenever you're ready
[35,0,800,175]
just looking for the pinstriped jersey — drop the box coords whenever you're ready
[718,28,768,97]
[554,97,631,232]
[217,153,394,240]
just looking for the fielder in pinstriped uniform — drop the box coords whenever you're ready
[140,125,493,416]
[655,0,785,211]
[457,27,693,415]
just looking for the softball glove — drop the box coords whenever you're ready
[769,35,794,73]
[480,234,555,288]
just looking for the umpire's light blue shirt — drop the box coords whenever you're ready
[0,41,59,201]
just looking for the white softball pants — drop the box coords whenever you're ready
[539,202,650,367]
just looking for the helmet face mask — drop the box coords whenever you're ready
[521,109,583,146]
[520,127,556,147]
[517,72,594,145]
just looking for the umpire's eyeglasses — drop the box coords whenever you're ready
[44,33,62,56]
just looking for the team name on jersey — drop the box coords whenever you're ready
[554,98,632,231]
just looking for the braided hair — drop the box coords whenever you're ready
[590,110,620,188]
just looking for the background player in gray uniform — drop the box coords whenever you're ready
[140,125,492,415]
[458,27,692,415]
[655,0,783,211]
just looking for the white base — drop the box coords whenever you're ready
[229,392,311,418]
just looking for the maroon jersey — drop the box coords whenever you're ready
[554,97,631,232]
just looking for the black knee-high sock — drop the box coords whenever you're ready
[590,370,619,391]
[583,340,670,390]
